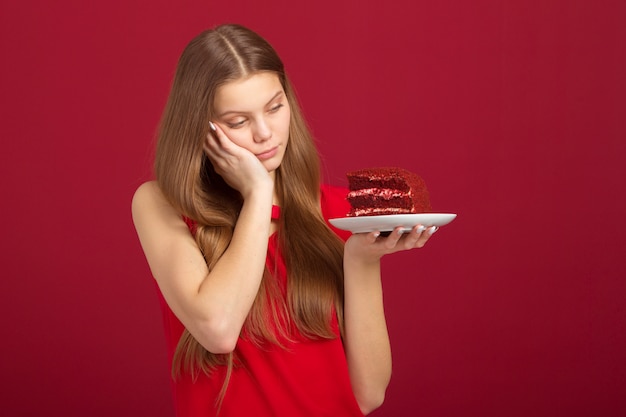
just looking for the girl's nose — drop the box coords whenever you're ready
[253,119,272,143]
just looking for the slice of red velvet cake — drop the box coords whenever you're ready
[346,167,432,217]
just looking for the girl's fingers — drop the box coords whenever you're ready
[205,121,238,159]
[413,225,438,248]
[402,225,424,249]
[383,227,404,249]
[204,132,215,154]
[206,121,226,149]
[204,122,221,155]
[383,225,437,250]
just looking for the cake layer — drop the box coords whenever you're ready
[347,194,418,210]
[347,188,405,200]
[347,190,417,211]
[351,207,413,216]
[347,167,421,192]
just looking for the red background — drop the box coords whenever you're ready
[1,1,625,416]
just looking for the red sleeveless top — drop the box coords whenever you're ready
[156,184,363,416]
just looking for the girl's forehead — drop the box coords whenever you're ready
[214,72,283,110]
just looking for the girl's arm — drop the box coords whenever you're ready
[342,225,435,414]
[132,180,273,354]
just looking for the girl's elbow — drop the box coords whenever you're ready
[357,391,386,415]
[196,318,240,354]
[203,334,238,354]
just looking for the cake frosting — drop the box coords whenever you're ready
[346,167,432,217]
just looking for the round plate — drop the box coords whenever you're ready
[329,213,457,233]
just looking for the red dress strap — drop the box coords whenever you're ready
[271,205,280,220]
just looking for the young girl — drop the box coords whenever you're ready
[132,24,436,417]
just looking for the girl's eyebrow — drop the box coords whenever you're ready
[217,91,284,118]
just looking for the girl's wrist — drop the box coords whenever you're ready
[343,255,382,285]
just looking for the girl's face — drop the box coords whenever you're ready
[213,72,291,174]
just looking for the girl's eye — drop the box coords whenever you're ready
[227,120,246,129]
[269,104,283,113]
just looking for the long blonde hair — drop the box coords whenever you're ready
[154,23,345,399]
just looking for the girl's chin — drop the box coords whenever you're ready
[264,164,281,174]
[261,157,284,173]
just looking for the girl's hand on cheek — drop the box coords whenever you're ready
[204,122,273,198]
[344,224,437,265]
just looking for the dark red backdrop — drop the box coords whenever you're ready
[1,1,625,416]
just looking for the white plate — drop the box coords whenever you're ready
[329,213,457,233]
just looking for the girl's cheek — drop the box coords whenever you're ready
[227,132,250,148]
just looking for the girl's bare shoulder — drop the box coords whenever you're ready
[132,180,161,206]
[131,181,181,229]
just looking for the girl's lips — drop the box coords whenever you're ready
[255,146,278,160]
